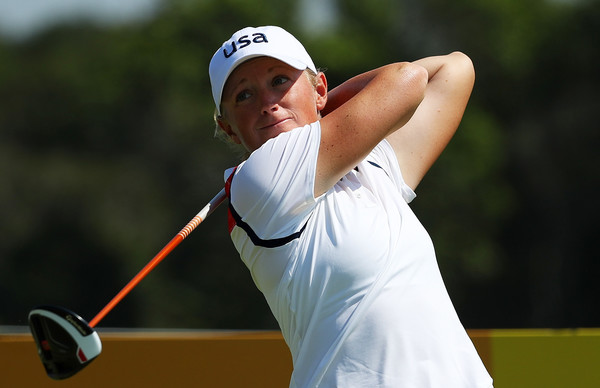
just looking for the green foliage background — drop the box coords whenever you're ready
[1,0,598,329]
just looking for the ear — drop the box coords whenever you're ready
[315,72,328,113]
[217,117,241,145]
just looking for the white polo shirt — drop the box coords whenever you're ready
[225,121,493,388]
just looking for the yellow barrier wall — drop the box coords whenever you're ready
[2,329,599,387]
[1,330,292,388]
[489,329,600,388]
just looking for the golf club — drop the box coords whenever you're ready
[28,188,227,379]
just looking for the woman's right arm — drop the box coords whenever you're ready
[315,62,427,196]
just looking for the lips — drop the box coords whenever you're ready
[259,117,291,130]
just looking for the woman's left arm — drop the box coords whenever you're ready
[386,52,475,190]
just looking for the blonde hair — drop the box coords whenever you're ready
[213,68,321,159]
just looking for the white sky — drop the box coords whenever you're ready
[0,0,339,42]
[0,0,162,41]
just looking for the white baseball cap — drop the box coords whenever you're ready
[209,26,317,115]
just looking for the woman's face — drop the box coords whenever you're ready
[218,57,327,152]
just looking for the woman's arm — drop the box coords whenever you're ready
[320,69,380,117]
[386,52,475,189]
[315,62,428,196]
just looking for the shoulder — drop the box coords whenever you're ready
[226,123,321,238]
[233,122,320,194]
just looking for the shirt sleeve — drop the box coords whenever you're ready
[368,140,417,203]
[228,122,321,240]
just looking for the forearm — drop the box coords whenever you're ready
[320,67,384,117]
[412,52,475,95]
[386,51,475,189]
[412,55,447,82]
[321,54,458,117]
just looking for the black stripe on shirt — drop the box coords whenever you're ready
[229,203,308,248]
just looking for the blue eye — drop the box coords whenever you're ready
[236,90,251,102]
[272,75,289,86]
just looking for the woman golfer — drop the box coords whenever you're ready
[209,25,493,388]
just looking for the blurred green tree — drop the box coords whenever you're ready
[0,0,597,329]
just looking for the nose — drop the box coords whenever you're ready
[260,91,279,115]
